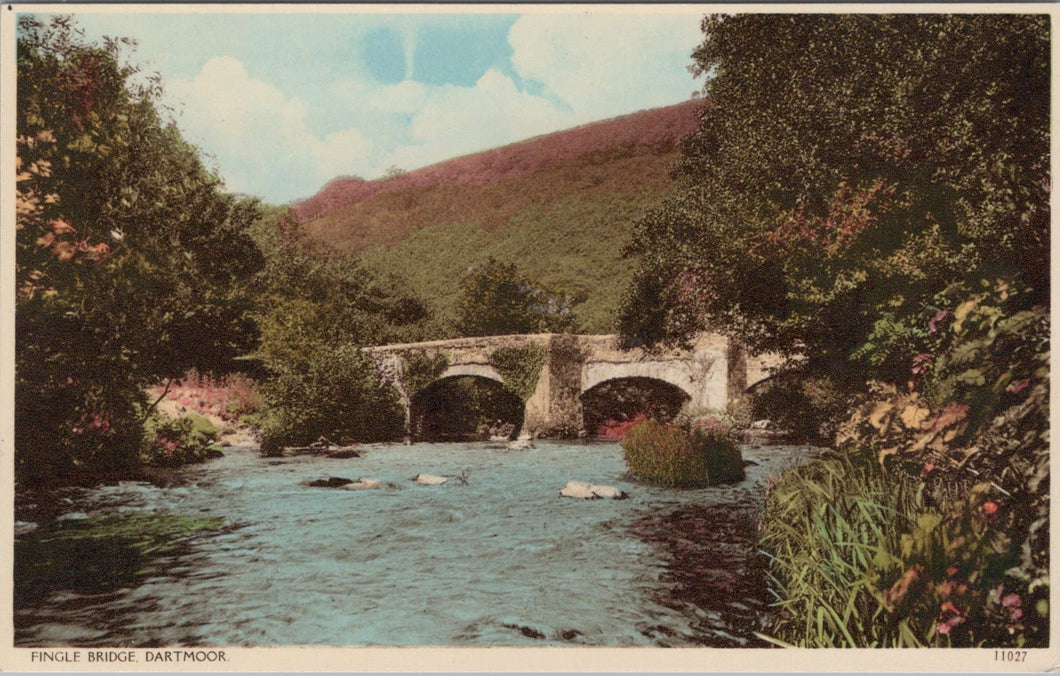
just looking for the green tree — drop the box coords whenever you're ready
[251,208,429,449]
[620,15,1048,388]
[15,16,266,482]
[456,257,576,336]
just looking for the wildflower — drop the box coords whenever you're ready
[1002,594,1023,622]
[911,353,933,378]
[982,501,999,517]
[936,602,966,635]
[929,309,950,335]
[51,219,75,235]
[1007,379,1031,394]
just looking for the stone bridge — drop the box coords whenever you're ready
[365,333,777,439]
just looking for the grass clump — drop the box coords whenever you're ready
[759,450,1041,647]
[621,417,743,487]
[142,412,220,467]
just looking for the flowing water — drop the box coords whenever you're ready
[15,440,813,647]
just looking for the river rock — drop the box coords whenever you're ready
[414,473,448,486]
[507,437,534,450]
[559,481,596,499]
[308,477,354,488]
[342,478,382,490]
[326,448,361,459]
[559,480,627,500]
[590,484,627,500]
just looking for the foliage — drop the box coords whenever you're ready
[258,344,405,453]
[142,412,219,467]
[402,352,450,398]
[622,418,743,487]
[620,15,1048,385]
[15,513,224,606]
[673,402,755,434]
[252,208,432,355]
[751,374,847,442]
[249,208,429,450]
[832,281,1048,632]
[489,345,547,402]
[455,258,576,337]
[15,15,266,484]
[760,450,1044,647]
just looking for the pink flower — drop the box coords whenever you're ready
[929,309,950,335]
[1008,379,1031,394]
[936,602,966,635]
[911,353,933,377]
[1002,594,1023,622]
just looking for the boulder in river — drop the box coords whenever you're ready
[559,480,627,500]
[308,477,354,488]
[342,478,383,490]
[413,473,449,486]
[507,436,534,450]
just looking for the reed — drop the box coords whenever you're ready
[759,450,927,647]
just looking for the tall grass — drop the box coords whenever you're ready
[759,450,928,647]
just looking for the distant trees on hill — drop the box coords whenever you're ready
[455,257,577,337]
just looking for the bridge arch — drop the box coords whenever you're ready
[436,363,505,385]
[409,374,524,441]
[580,375,691,437]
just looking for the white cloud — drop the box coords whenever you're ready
[382,69,575,170]
[508,13,703,120]
[160,13,704,204]
[168,56,373,202]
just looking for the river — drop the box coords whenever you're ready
[15,440,813,647]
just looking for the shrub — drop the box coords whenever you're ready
[148,370,263,422]
[259,343,404,451]
[622,418,743,487]
[142,412,219,467]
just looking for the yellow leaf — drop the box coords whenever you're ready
[877,446,899,465]
[900,403,930,430]
[868,400,895,432]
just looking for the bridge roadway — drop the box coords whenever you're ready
[365,333,777,438]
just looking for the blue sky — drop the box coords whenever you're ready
[53,9,705,204]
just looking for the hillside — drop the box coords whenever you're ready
[295,99,704,335]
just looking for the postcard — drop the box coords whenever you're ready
[1,3,1056,672]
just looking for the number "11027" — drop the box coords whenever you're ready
[995,650,1027,662]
